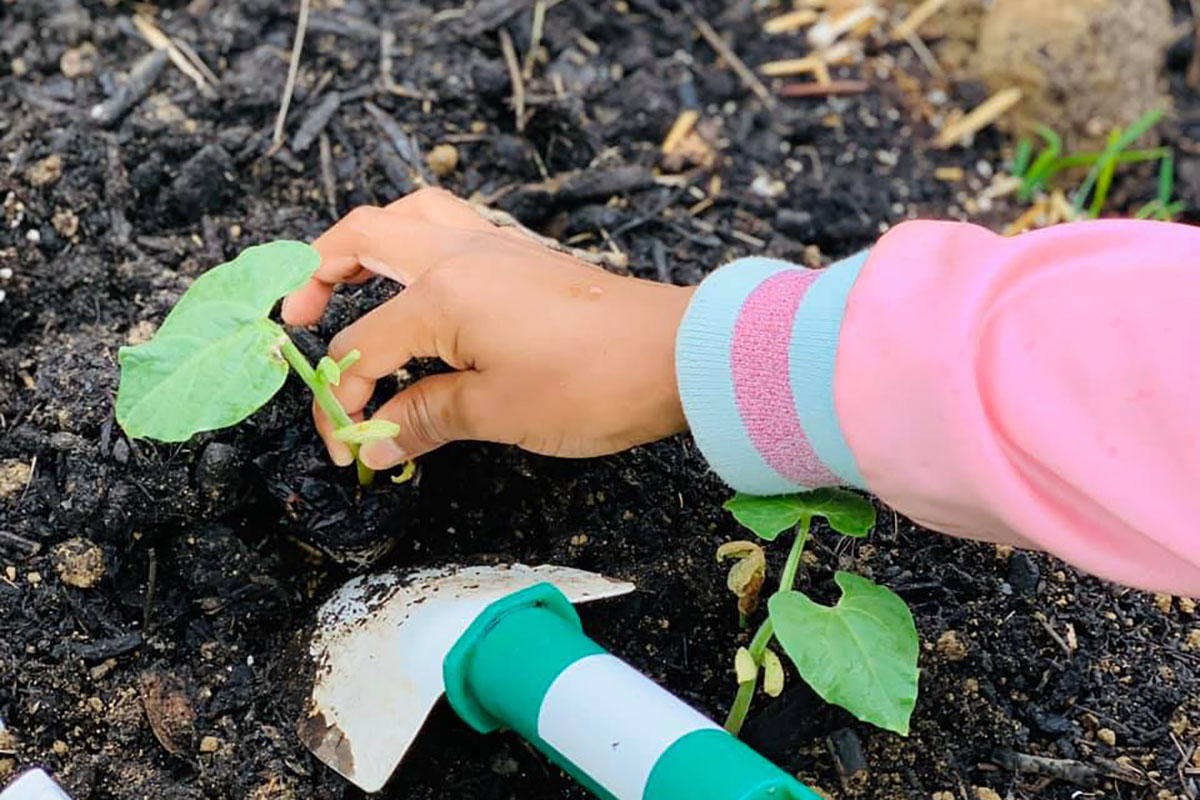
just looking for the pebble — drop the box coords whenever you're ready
[1097,727,1117,746]
[199,736,220,754]
[25,154,63,188]
[4,567,15,582]
[936,630,968,661]
[1007,551,1040,596]
[427,143,459,178]
[1184,628,1200,651]
[52,208,79,239]
[60,42,98,78]
[26,571,42,585]
[974,788,1002,800]
[51,740,68,756]
[52,538,106,589]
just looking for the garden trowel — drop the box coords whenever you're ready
[300,563,822,800]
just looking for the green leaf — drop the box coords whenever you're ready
[724,489,876,541]
[769,573,919,734]
[116,241,319,442]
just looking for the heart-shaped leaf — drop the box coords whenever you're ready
[117,241,319,442]
[768,572,919,734]
[724,488,876,541]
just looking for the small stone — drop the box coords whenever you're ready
[195,442,241,500]
[1007,551,1040,596]
[26,154,64,188]
[111,438,130,465]
[936,630,968,661]
[0,728,16,753]
[803,244,822,269]
[933,792,955,800]
[52,740,68,756]
[974,788,1002,800]
[10,58,27,77]
[26,571,42,585]
[199,736,220,753]
[1179,596,1195,615]
[0,758,13,779]
[1184,628,1200,651]
[60,42,98,78]
[53,538,106,589]
[90,659,116,680]
[1097,728,1117,746]
[87,697,104,713]
[4,567,16,582]
[0,459,33,499]
[427,143,460,178]
[52,208,79,239]
[994,543,1014,560]
[569,534,589,546]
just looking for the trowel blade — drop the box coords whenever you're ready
[299,563,634,792]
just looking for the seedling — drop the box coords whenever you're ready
[1011,108,1183,220]
[116,241,403,485]
[718,489,919,736]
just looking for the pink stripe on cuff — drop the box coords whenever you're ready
[731,271,839,488]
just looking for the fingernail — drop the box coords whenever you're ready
[361,439,407,470]
[327,442,354,468]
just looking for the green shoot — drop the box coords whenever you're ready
[719,490,918,736]
[1011,109,1181,220]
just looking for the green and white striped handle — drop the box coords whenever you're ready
[444,583,821,800]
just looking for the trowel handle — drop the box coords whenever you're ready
[444,584,821,800]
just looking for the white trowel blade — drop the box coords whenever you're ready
[299,563,634,792]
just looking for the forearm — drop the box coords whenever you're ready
[677,219,1200,595]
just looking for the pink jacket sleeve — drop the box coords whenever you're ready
[676,219,1200,595]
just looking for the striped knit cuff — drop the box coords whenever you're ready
[675,252,868,495]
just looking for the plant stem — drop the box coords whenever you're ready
[279,337,375,486]
[724,515,812,735]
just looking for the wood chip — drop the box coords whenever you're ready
[934,87,1023,149]
[760,55,827,78]
[890,0,949,41]
[661,109,700,155]
[934,166,964,182]
[763,9,819,34]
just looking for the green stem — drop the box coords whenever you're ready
[724,515,812,735]
[280,337,375,486]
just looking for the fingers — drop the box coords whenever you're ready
[307,287,447,460]
[359,372,494,468]
[283,189,488,326]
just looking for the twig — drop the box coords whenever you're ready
[469,202,629,271]
[680,1,776,109]
[380,30,432,100]
[142,547,157,633]
[89,49,168,127]
[319,132,338,219]
[779,79,870,98]
[903,31,944,78]
[935,87,1022,149]
[1034,612,1074,657]
[1189,0,1200,89]
[0,531,41,559]
[271,0,312,154]
[763,9,819,34]
[523,0,547,80]
[498,28,526,131]
[132,14,215,96]
[891,0,949,40]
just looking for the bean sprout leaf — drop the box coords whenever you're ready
[724,489,876,541]
[116,241,319,441]
[769,572,919,734]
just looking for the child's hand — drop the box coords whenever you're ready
[282,189,694,469]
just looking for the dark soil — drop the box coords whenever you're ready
[3,2,1200,799]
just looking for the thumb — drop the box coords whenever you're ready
[358,372,490,468]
